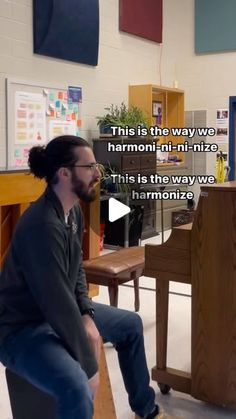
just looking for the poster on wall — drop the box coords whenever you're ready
[49,119,76,139]
[152,101,162,124]
[15,91,47,145]
[216,109,229,142]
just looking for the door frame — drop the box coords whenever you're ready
[229,96,236,181]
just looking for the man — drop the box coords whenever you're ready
[0,135,160,418]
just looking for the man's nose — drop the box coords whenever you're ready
[94,167,102,181]
[95,166,101,179]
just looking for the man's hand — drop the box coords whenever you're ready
[82,314,101,396]
[82,314,101,361]
[88,371,99,397]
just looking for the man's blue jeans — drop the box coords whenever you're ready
[0,302,155,419]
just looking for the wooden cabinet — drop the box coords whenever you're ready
[93,138,157,241]
[155,165,191,231]
[129,84,185,162]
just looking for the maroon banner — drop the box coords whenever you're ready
[119,0,162,43]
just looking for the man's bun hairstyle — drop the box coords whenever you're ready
[28,146,48,179]
[28,135,90,184]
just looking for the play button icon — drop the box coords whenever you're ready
[108,197,131,222]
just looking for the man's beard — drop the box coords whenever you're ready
[71,172,97,203]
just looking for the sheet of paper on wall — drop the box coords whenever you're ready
[12,146,30,167]
[15,158,23,167]
[49,92,55,101]
[14,148,21,158]
[62,103,68,110]
[68,86,82,103]
[49,119,76,140]
[73,103,79,114]
[14,91,47,145]
[216,108,229,143]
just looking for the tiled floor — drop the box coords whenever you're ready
[0,231,235,418]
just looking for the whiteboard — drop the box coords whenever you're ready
[6,78,82,171]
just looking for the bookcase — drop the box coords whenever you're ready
[129,84,185,163]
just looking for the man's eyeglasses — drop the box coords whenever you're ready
[69,163,100,172]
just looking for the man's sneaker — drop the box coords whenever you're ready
[156,412,181,419]
[135,404,159,419]
[135,406,183,419]
[146,404,160,418]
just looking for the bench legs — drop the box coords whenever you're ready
[133,278,140,312]
[108,278,140,312]
[108,282,119,308]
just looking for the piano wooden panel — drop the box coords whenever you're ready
[145,181,236,409]
[191,183,236,407]
[145,224,192,284]
[0,172,116,419]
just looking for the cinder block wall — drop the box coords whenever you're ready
[1,0,235,180]
[0,0,161,168]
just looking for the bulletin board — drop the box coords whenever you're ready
[6,78,82,171]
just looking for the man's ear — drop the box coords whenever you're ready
[57,167,71,180]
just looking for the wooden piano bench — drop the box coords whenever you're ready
[83,246,144,312]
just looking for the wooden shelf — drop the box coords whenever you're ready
[129,84,185,162]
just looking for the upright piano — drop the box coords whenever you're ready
[145,182,236,408]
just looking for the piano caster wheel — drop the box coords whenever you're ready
[158,383,171,395]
